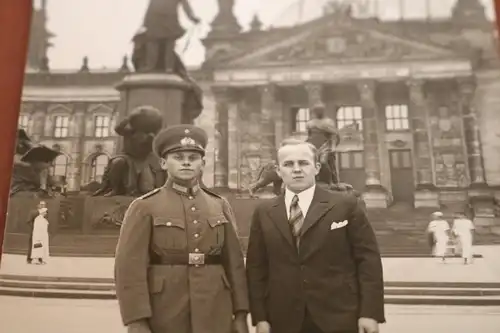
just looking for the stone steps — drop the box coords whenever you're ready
[1,274,499,305]
[2,232,488,258]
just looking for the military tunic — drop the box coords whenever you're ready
[114,182,249,333]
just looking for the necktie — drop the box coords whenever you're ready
[289,195,304,245]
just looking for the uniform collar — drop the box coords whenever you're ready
[167,179,200,196]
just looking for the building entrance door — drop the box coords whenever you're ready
[337,151,365,192]
[389,149,415,204]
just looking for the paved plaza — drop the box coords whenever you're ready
[0,296,499,333]
[0,245,499,332]
[1,245,500,283]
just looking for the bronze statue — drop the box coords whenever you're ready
[93,107,166,197]
[132,0,200,73]
[131,0,203,124]
[10,129,60,197]
[248,104,354,197]
[306,103,341,186]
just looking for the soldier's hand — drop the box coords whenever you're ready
[233,312,249,333]
[127,320,151,333]
[256,321,271,333]
[358,317,379,333]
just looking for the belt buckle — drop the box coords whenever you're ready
[188,253,205,265]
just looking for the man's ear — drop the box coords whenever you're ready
[315,162,321,176]
[160,157,167,170]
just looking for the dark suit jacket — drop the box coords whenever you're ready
[246,186,385,333]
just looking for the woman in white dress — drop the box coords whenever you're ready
[452,213,475,264]
[427,211,450,262]
[30,207,50,264]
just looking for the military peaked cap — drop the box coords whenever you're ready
[153,124,208,157]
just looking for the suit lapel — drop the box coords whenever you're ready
[300,186,337,238]
[267,195,295,249]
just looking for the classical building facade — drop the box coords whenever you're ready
[20,0,500,210]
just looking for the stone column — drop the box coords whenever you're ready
[460,79,487,187]
[358,81,387,208]
[31,103,47,141]
[70,104,87,191]
[408,80,439,208]
[459,78,494,226]
[227,102,238,189]
[212,87,230,188]
[259,85,277,162]
[358,81,382,187]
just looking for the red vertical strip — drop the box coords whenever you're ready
[495,0,500,47]
[0,1,32,259]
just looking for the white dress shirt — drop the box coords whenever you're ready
[284,185,316,219]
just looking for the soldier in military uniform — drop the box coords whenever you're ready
[114,124,249,333]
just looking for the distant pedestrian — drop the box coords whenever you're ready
[26,200,46,264]
[30,207,50,265]
[452,213,475,265]
[427,212,450,262]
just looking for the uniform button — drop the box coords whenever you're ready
[194,248,200,252]
[191,207,196,211]
[166,222,172,226]
[193,220,198,224]
[188,196,194,200]
[194,234,199,238]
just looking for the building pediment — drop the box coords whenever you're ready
[224,19,463,68]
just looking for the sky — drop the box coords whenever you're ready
[39,0,496,70]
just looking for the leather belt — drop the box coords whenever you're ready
[151,253,222,266]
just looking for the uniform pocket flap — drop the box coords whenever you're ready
[208,215,229,228]
[153,217,185,229]
[148,274,165,294]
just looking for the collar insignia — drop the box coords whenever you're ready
[180,137,196,146]
[172,182,200,196]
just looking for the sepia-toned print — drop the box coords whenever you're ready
[1,1,500,333]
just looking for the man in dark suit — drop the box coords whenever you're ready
[246,139,385,333]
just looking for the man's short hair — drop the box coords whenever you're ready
[278,137,319,162]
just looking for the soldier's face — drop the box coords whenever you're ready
[277,144,320,192]
[162,151,205,181]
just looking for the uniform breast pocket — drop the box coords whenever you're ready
[152,217,186,250]
[207,215,229,248]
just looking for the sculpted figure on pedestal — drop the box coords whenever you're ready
[93,107,166,197]
[10,129,60,197]
[248,104,354,197]
[131,0,203,124]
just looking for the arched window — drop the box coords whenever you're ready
[90,154,109,183]
[18,114,30,131]
[293,107,310,133]
[51,154,68,177]
[336,106,363,130]
[53,115,70,138]
[94,115,110,137]
[385,104,409,131]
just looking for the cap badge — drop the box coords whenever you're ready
[180,137,196,146]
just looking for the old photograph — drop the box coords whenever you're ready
[1,0,500,332]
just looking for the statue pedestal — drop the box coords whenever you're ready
[414,190,440,208]
[362,185,389,209]
[115,73,190,127]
